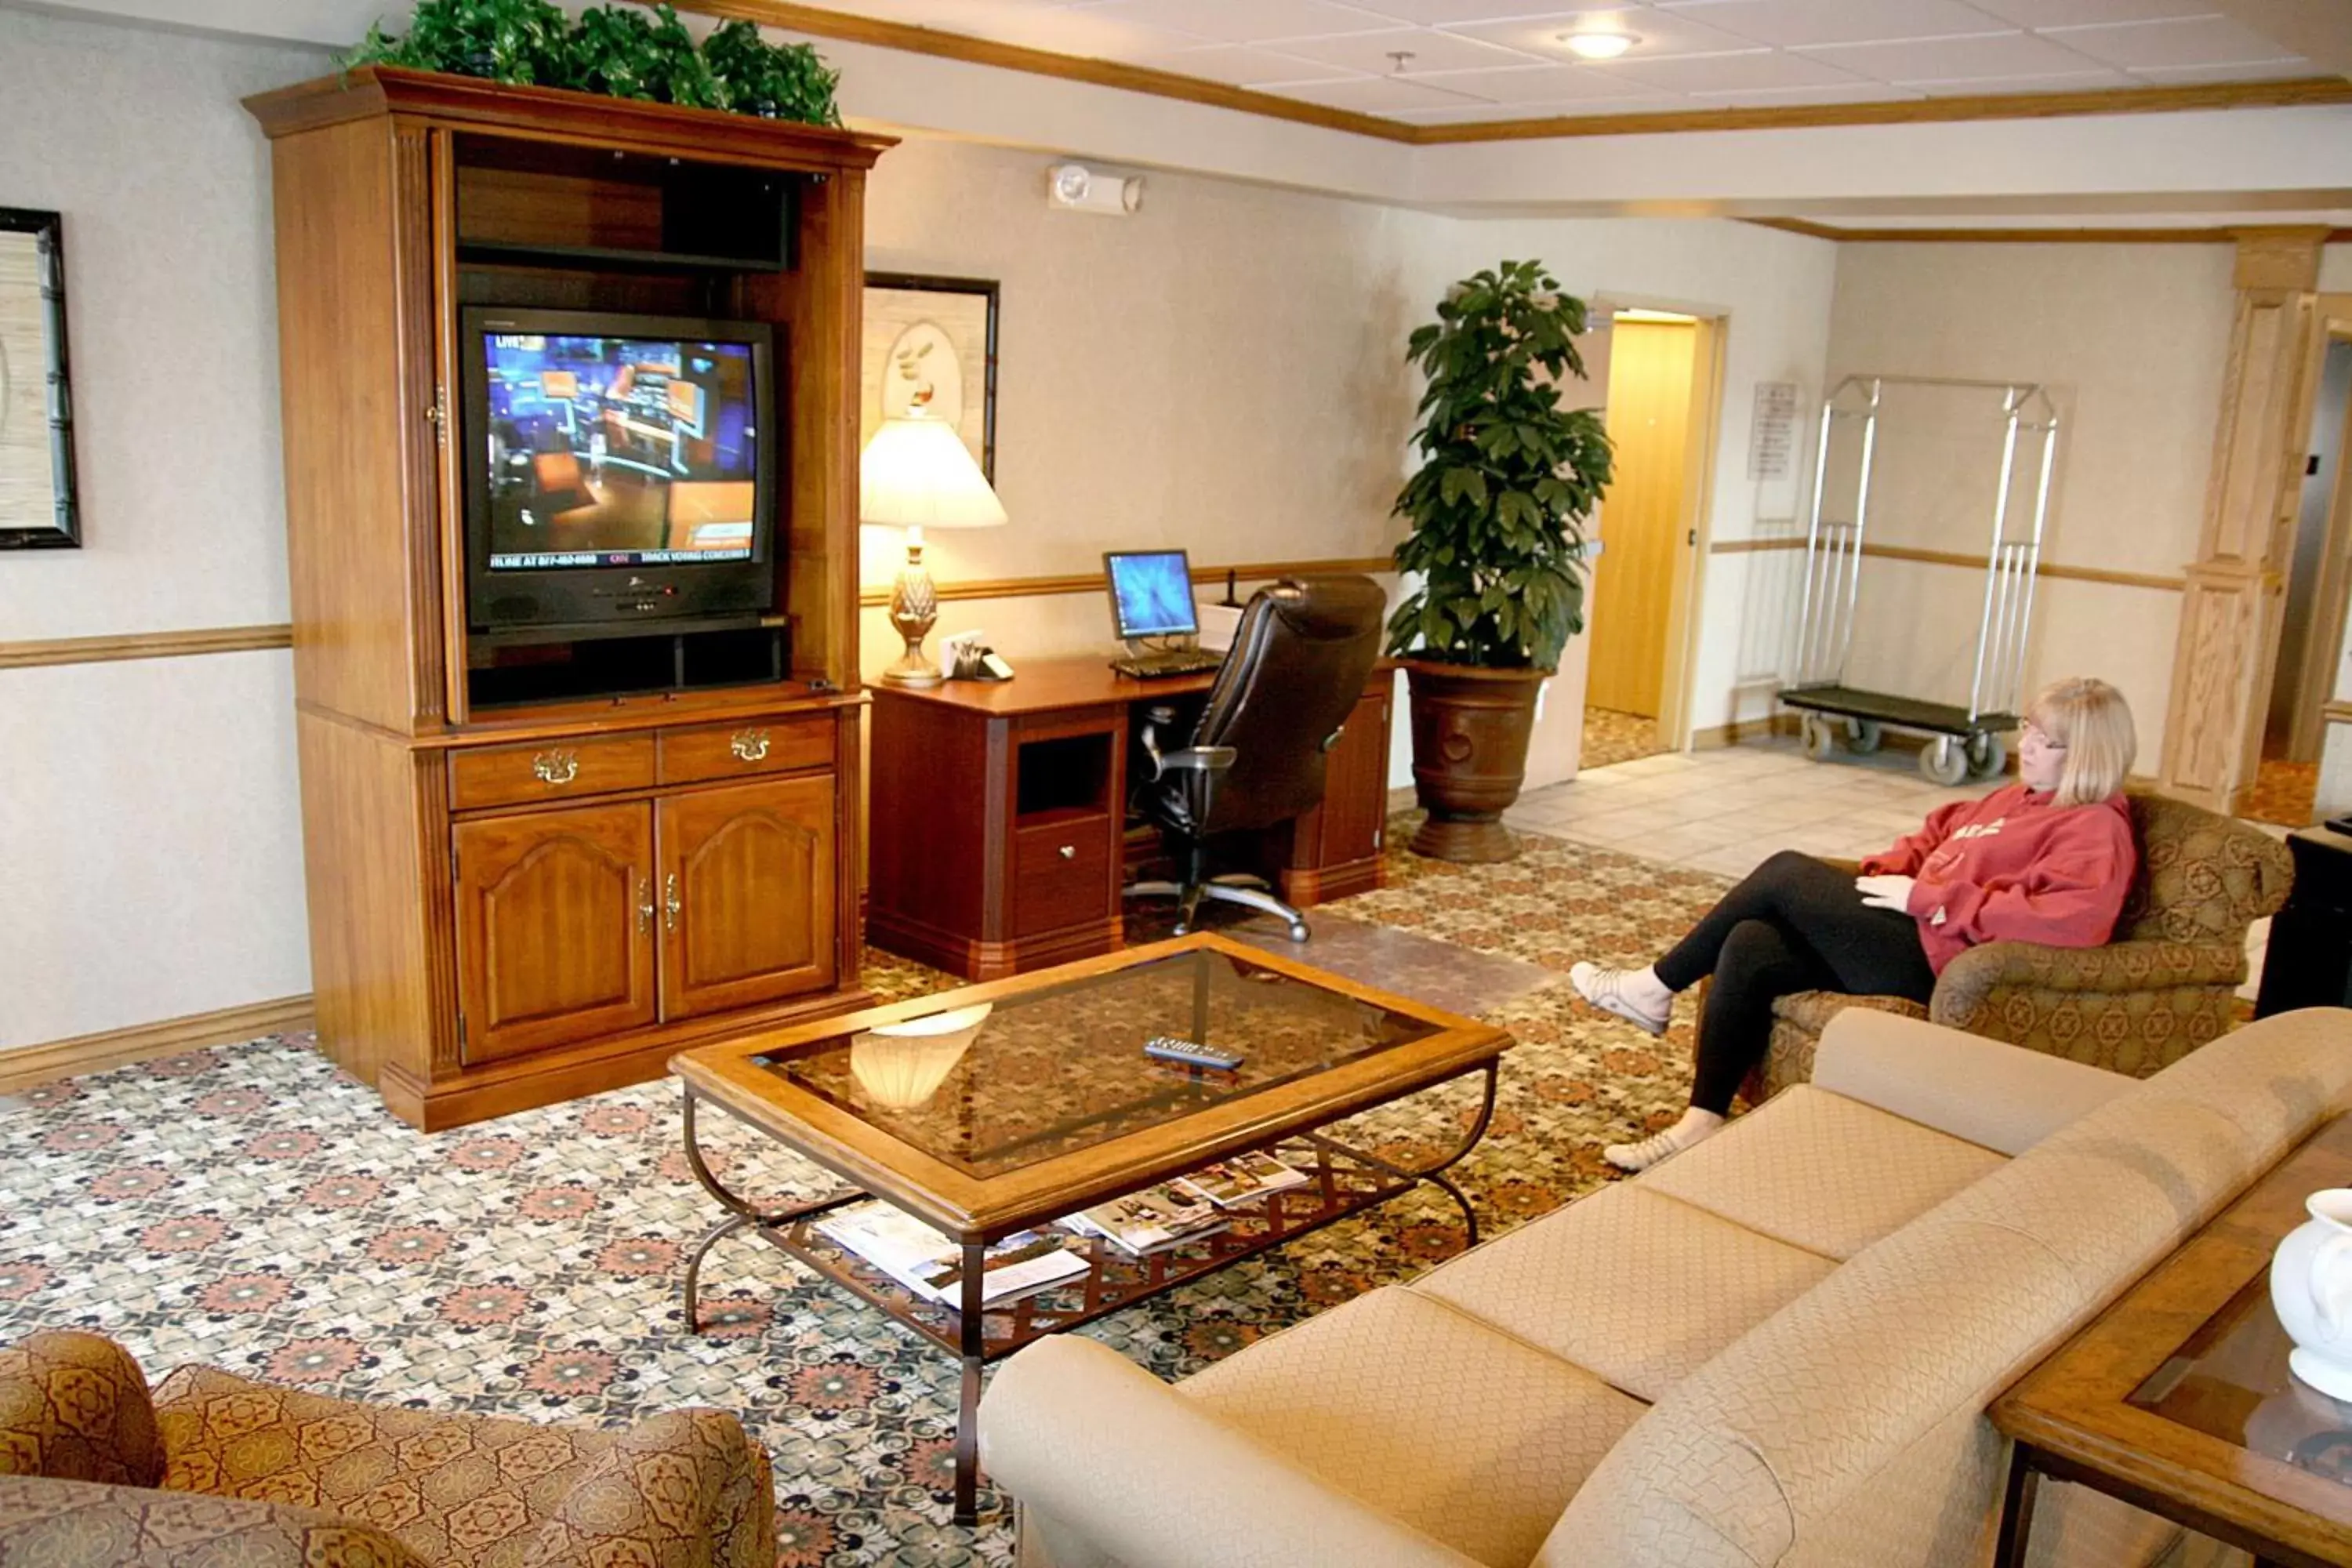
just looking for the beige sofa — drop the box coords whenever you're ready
[980,1005,2352,1567]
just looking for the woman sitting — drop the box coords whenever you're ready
[1571,676,2140,1173]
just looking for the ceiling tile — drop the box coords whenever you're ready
[1344,0,1626,21]
[1594,46,1871,91]
[1661,0,2010,48]
[1266,25,1548,74]
[1443,7,1773,61]
[1958,0,2219,24]
[1684,79,1929,102]
[2129,56,2318,81]
[1402,60,1684,101]
[2040,15,2303,67]
[1127,42,1368,83]
[1386,100,1588,122]
[1264,73,1500,107]
[1799,29,2107,80]
[1913,66,2138,89]
[1074,0,1406,45]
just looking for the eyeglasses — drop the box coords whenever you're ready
[2023,723,2067,751]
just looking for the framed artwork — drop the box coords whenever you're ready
[862,272,998,482]
[0,209,78,550]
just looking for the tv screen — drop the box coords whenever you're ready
[461,308,779,634]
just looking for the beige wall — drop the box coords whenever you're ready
[0,10,325,1048]
[1811,241,2238,764]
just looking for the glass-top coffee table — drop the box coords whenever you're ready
[1991,1115,2352,1568]
[669,931,1512,1522]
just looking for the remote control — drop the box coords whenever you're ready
[1144,1036,1244,1071]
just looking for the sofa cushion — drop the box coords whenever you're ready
[1636,1084,2005,1261]
[1179,1287,1646,1568]
[2127,1004,2352,1158]
[1410,1184,1836,1403]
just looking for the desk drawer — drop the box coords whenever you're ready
[1014,815,1115,937]
[449,735,655,811]
[659,717,833,786]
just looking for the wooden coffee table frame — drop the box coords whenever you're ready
[669,932,1512,1523]
[1991,1116,2352,1568]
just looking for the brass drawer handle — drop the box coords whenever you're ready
[729,728,771,763]
[1058,844,1076,860]
[532,749,579,786]
[637,878,655,935]
[664,873,681,933]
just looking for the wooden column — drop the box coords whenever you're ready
[2156,227,2328,811]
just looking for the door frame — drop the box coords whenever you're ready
[2285,297,2352,761]
[1590,297,1728,752]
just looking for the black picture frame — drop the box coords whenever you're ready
[0,208,79,550]
[863,271,1000,482]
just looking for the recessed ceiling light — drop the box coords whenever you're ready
[1560,31,1637,60]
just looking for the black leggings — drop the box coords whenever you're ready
[1654,850,1936,1114]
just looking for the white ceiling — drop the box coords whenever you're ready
[826,0,2323,123]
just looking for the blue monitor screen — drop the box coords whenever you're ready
[1106,551,1198,639]
[478,332,760,572]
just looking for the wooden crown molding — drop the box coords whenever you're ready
[671,8,2352,146]
[0,995,314,1095]
[0,624,294,671]
[1747,217,2352,245]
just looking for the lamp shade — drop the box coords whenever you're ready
[859,416,1007,531]
[848,1002,993,1109]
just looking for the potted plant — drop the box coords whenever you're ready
[1388,260,1613,862]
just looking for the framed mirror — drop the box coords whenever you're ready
[0,209,78,550]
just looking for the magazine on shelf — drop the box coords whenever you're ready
[1062,1182,1232,1256]
[1171,1150,1312,1209]
[813,1201,1088,1308]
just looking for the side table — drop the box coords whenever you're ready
[1991,1115,2352,1568]
[2257,826,2352,1017]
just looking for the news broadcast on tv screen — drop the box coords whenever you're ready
[480,332,760,571]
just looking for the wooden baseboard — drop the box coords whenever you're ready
[0,995,315,1094]
[1690,714,1798,750]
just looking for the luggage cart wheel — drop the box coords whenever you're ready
[1921,735,1969,787]
[1966,731,2008,781]
[1846,718,1883,754]
[1802,715,1839,762]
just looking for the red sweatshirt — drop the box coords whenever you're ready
[1858,783,2136,975]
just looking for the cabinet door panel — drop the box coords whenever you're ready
[1293,684,1392,869]
[454,803,655,1064]
[659,777,837,1020]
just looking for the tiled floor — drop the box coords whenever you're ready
[1510,735,2274,996]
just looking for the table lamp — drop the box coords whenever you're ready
[861,412,1007,688]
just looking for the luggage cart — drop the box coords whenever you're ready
[1783,375,2060,787]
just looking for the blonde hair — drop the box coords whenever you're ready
[2026,677,2136,808]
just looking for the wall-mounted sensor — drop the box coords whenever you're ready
[1047,162,1142,216]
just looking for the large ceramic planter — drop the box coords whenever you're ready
[1403,659,1550,863]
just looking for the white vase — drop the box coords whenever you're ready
[2269,1188,2352,1400]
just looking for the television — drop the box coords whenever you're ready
[459,307,779,636]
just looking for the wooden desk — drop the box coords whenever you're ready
[867,655,1394,980]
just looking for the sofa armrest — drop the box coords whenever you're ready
[1812,1007,2130,1155]
[1931,938,2245,1033]
[978,1337,1480,1568]
[0,1474,428,1566]
[0,1331,162,1487]
[521,1408,775,1568]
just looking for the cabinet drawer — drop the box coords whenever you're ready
[448,735,655,811]
[1013,815,1115,938]
[658,717,833,786]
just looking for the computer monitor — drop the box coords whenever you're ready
[1104,550,1199,641]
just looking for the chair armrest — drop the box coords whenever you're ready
[521,1408,775,1568]
[0,1331,162,1486]
[1153,746,1236,775]
[0,1475,429,1566]
[1931,939,2246,1031]
[1812,1008,2130,1155]
[978,1337,1480,1568]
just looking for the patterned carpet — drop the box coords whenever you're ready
[1581,705,1665,771]
[0,825,1725,1566]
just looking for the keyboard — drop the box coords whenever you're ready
[1110,648,1225,680]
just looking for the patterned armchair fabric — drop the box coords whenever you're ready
[0,1333,774,1568]
[1748,793,2292,1105]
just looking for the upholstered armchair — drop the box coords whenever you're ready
[0,1330,775,1567]
[1746,791,2292,1105]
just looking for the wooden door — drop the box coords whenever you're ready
[1589,318,1697,718]
[453,803,656,1065]
[658,776,837,1020]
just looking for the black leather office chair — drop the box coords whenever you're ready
[1123,575,1386,941]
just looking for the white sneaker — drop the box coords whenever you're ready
[1570,962,1670,1036]
[1604,1116,1720,1173]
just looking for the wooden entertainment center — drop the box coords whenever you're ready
[245,70,895,1130]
